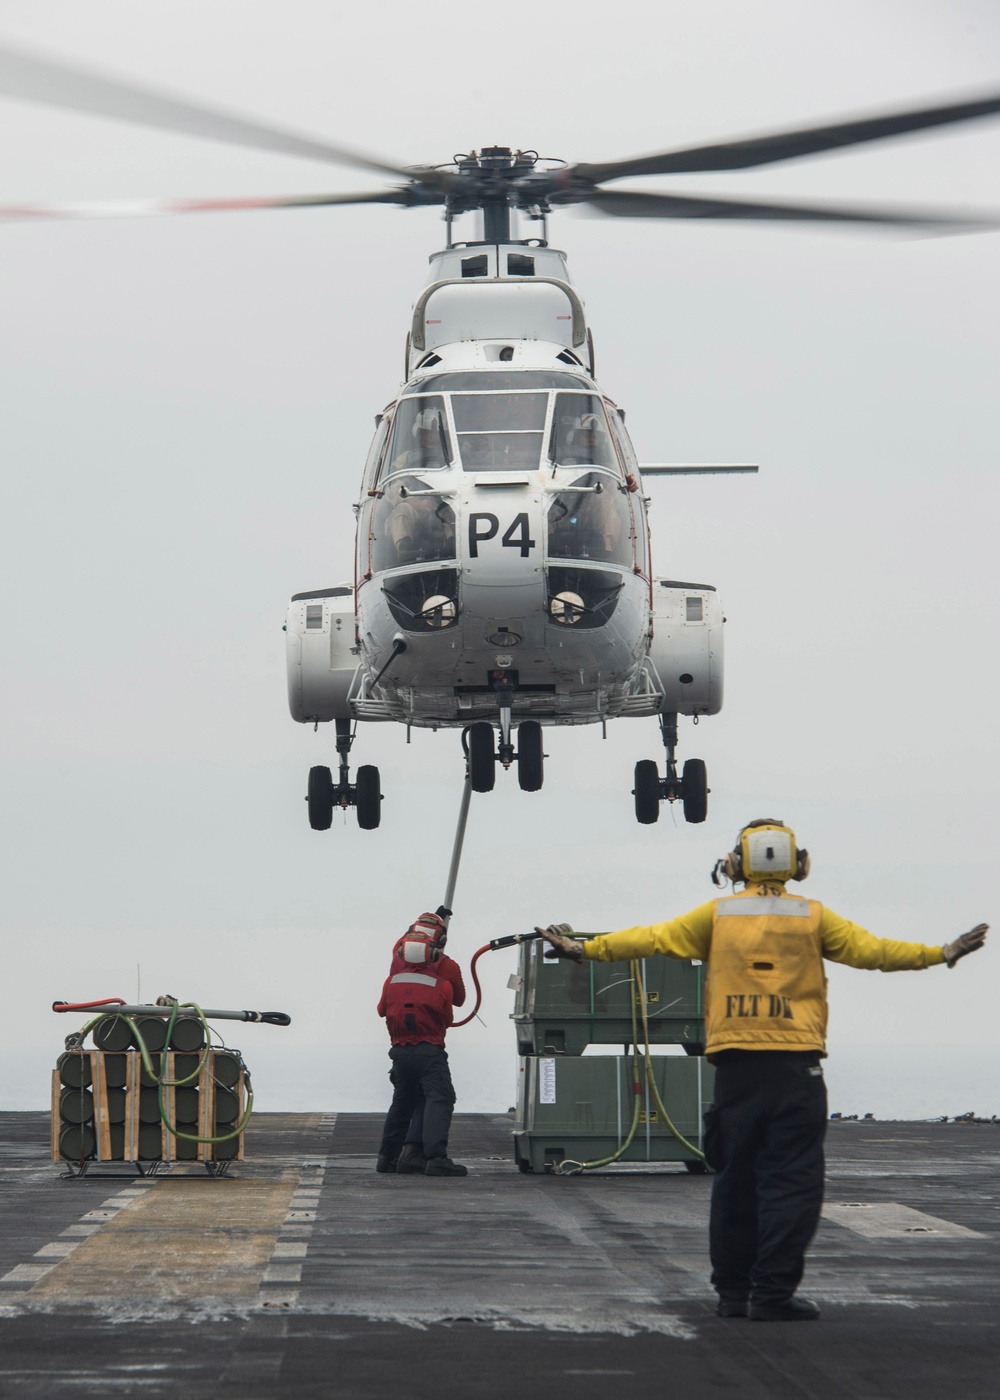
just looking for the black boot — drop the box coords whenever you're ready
[396,1144,430,1174]
[375,1153,398,1174]
[425,1156,468,1177]
[749,1296,820,1322]
[715,1296,749,1318]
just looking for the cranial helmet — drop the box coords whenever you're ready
[399,912,448,964]
[413,409,442,437]
[711,819,811,887]
[570,413,605,444]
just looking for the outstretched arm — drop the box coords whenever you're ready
[822,910,988,970]
[537,904,715,964]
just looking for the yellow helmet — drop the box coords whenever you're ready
[712,818,810,886]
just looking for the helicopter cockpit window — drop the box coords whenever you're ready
[385,396,452,476]
[453,392,547,472]
[371,476,456,572]
[402,371,590,394]
[550,394,621,472]
[547,473,634,568]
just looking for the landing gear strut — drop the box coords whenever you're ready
[632,712,708,825]
[307,718,382,830]
[465,719,545,794]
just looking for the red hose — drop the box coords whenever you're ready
[451,945,491,1028]
[52,997,126,1013]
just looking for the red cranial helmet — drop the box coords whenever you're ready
[399,912,447,965]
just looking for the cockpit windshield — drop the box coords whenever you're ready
[385,395,452,474]
[550,394,619,471]
[402,371,591,394]
[453,392,547,472]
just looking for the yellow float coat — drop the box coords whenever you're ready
[583,883,945,1056]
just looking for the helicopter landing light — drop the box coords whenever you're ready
[487,629,522,647]
[550,591,585,625]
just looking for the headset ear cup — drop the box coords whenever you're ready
[795,849,811,881]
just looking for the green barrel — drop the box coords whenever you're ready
[139,1053,162,1088]
[174,1087,199,1122]
[59,1087,94,1124]
[173,1053,200,1085]
[105,1087,127,1124]
[93,1016,133,1052]
[212,1133,240,1161]
[58,1052,92,1089]
[214,1086,239,1125]
[169,1017,205,1052]
[108,1123,125,1160]
[173,1134,199,1160]
[138,1088,162,1124]
[213,1053,241,1089]
[134,1016,168,1052]
[137,1124,163,1160]
[60,1124,96,1160]
[103,1054,128,1088]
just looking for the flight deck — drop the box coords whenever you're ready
[0,1110,997,1398]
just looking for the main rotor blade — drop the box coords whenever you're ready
[582,188,997,230]
[0,188,418,223]
[0,42,413,180]
[573,93,1000,183]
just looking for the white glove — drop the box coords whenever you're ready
[941,923,988,968]
[536,924,584,963]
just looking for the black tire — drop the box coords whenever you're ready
[356,764,382,830]
[307,765,334,831]
[633,759,660,824]
[468,722,496,793]
[517,721,544,792]
[681,758,708,824]
[684,1159,710,1175]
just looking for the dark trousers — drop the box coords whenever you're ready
[704,1050,828,1304]
[378,1043,456,1162]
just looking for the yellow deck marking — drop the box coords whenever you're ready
[30,1172,302,1303]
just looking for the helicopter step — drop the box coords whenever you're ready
[633,711,708,825]
[466,719,545,794]
[306,719,382,831]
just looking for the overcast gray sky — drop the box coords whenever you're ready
[1,1,998,1111]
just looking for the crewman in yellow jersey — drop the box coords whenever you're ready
[538,818,988,1323]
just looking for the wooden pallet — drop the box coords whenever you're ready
[52,1048,246,1166]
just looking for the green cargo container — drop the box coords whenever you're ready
[513,1052,713,1173]
[511,940,705,1055]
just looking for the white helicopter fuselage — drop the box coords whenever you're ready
[287,243,723,740]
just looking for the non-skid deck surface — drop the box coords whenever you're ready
[0,1110,997,1398]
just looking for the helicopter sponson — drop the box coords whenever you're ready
[286,240,723,827]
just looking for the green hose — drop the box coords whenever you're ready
[553,962,644,1174]
[554,957,705,1172]
[86,1001,252,1146]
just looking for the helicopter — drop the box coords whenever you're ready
[2,45,997,833]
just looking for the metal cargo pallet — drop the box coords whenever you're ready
[512,940,705,1056]
[512,1052,713,1173]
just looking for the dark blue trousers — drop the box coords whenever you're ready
[378,1043,456,1161]
[704,1050,828,1304]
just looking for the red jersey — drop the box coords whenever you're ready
[378,951,466,1046]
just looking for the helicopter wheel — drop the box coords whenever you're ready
[633,760,660,825]
[681,758,708,824]
[517,721,544,792]
[307,766,335,831]
[468,722,496,793]
[355,764,382,830]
